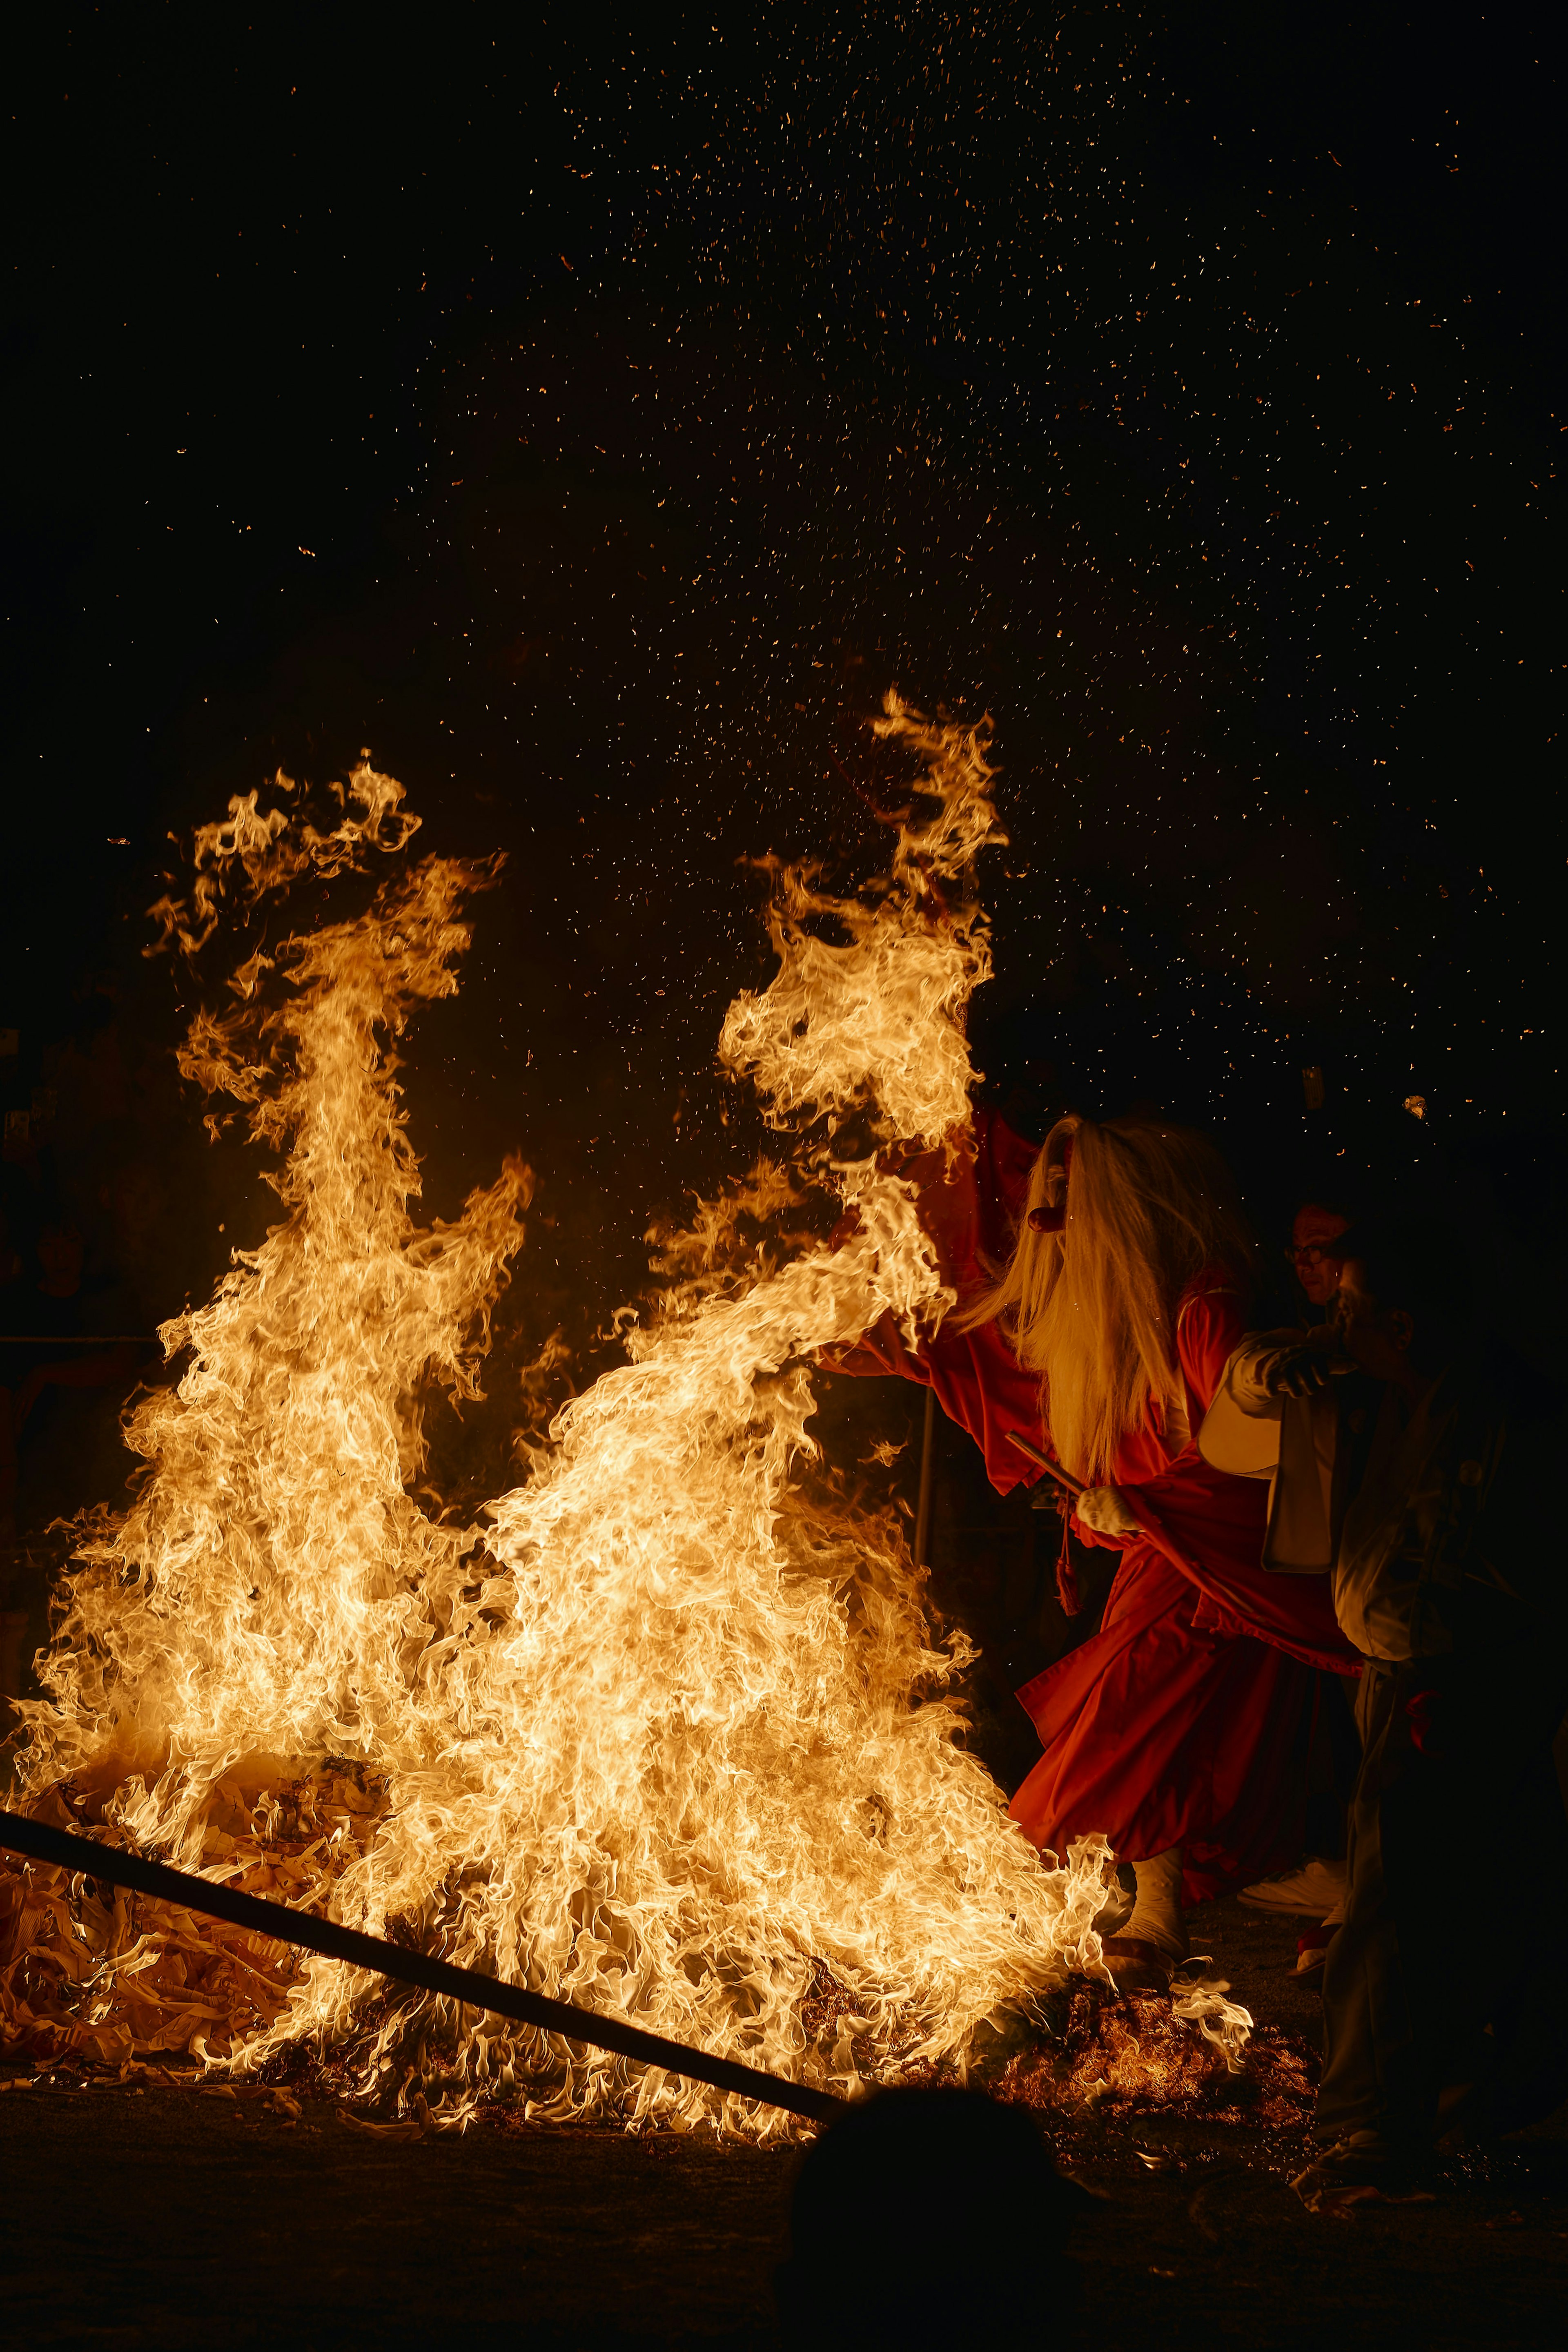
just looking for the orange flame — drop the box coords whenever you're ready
[7,711,1119,2128]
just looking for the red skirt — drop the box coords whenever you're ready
[1012,1538,1339,1904]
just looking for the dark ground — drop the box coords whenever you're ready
[4,1896,1566,2351]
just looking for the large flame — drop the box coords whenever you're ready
[4,703,1116,2129]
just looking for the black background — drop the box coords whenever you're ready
[4,3,1563,1359]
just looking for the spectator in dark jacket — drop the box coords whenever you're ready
[1207,1217,1568,2192]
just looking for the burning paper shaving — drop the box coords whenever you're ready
[0,1817,302,2069]
[0,700,1247,2129]
[1169,1969,1255,2073]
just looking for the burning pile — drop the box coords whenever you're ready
[0,702,1167,2128]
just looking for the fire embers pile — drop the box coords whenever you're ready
[0,1762,397,2068]
[996,1982,1315,2131]
[0,1817,288,2070]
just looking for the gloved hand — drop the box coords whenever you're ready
[1256,1338,1356,1400]
[1075,1484,1142,1538]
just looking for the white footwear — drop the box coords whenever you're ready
[1090,1873,1135,1940]
[1238,1856,1346,1916]
[1122,1847,1189,1964]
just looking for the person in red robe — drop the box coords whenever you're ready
[827,1107,1359,1986]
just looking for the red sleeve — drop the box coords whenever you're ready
[818,1107,1049,1495]
[1175,1278,1248,1418]
[822,1313,933,1388]
[971,1106,1038,1269]
[873,1104,1037,1294]
[824,1308,1046,1496]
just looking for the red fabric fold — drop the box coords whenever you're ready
[824,1108,1054,1494]
[1009,1549,1331,1901]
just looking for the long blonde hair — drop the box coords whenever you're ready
[962,1114,1252,1482]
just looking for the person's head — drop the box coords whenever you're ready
[1288,1198,1354,1309]
[962,1112,1252,1481]
[775,2084,1078,2348]
[1330,1214,1470,1387]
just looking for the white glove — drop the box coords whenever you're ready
[1075,1484,1142,1538]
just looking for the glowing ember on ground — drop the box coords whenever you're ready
[1,699,1247,2129]
[994,1986,1310,2132]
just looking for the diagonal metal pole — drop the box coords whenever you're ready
[0,1808,843,2126]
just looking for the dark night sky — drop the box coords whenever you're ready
[4,4,1564,1351]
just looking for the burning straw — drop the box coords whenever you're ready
[1,703,1153,2129]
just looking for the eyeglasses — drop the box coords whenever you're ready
[1283,1242,1343,1266]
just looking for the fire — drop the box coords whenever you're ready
[4,704,1119,2128]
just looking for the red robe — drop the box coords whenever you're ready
[828,1110,1359,1904]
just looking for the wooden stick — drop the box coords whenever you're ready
[0,1809,843,2126]
[913,1387,936,1567]
[1004,1430,1086,1496]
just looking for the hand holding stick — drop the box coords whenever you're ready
[1005,1429,1085,1497]
[1261,1336,1359,1400]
